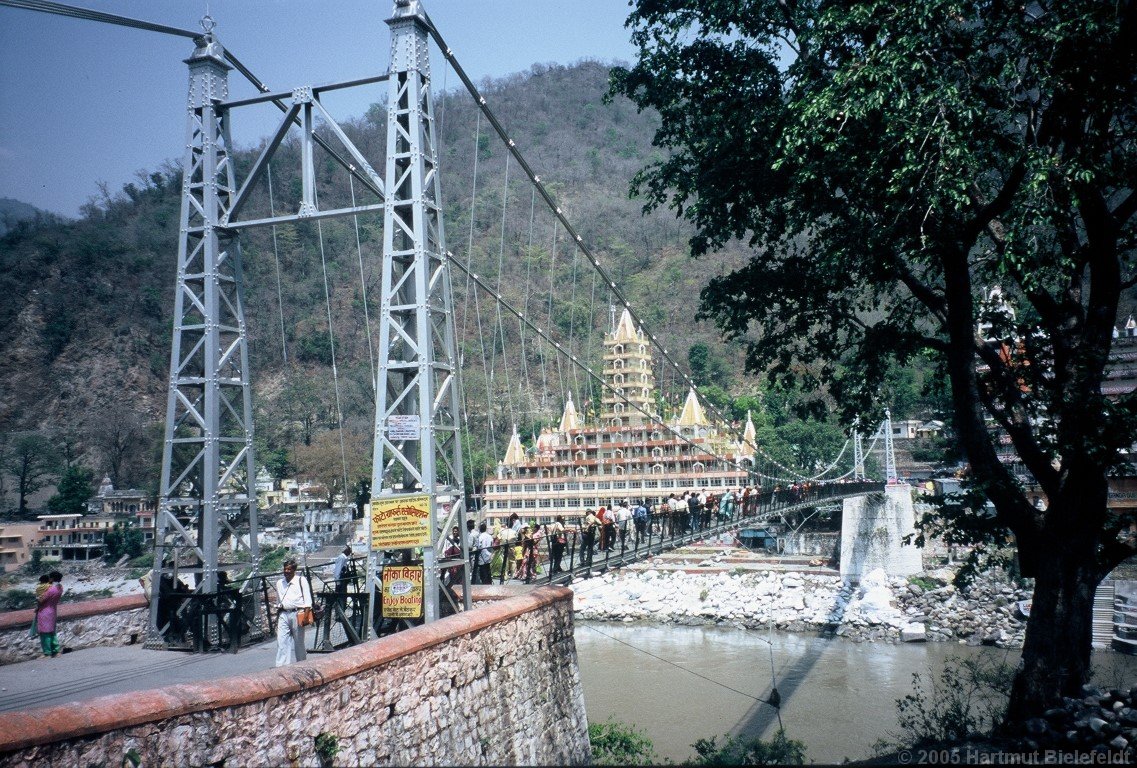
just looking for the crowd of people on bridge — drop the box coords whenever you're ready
[456,480,856,585]
[463,484,828,585]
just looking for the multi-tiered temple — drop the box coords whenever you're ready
[480,309,756,523]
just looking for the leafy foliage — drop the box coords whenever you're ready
[588,718,659,766]
[687,730,806,766]
[891,655,1014,746]
[611,0,1137,716]
[46,465,94,516]
[103,523,145,563]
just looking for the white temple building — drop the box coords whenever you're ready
[480,309,757,523]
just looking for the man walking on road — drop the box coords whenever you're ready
[275,559,312,667]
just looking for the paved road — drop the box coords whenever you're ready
[0,639,305,713]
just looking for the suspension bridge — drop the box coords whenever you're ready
[2,0,903,651]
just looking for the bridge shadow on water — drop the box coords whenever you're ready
[730,597,851,741]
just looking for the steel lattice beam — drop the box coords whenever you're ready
[370,0,470,627]
[149,31,259,646]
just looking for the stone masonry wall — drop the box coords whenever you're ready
[0,587,591,767]
[0,595,149,665]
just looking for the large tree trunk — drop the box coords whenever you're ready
[1005,520,1100,722]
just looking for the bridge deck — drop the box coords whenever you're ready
[0,640,282,713]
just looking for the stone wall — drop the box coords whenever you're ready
[782,531,839,557]
[0,587,591,767]
[0,595,148,665]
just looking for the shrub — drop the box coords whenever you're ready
[892,654,1014,746]
[0,588,36,611]
[314,732,339,764]
[687,729,806,765]
[127,552,154,570]
[589,718,658,766]
[907,575,943,592]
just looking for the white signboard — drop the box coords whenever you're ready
[387,414,420,440]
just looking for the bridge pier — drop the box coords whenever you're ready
[839,485,922,580]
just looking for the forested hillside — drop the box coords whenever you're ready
[0,61,941,511]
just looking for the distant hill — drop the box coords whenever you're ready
[0,198,61,237]
[0,61,753,485]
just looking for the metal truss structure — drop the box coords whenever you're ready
[152,0,471,646]
[371,0,471,624]
[150,29,257,645]
[882,409,899,483]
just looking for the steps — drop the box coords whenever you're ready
[1092,579,1115,649]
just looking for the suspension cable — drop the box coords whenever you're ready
[516,186,538,414]
[348,175,377,390]
[266,165,288,365]
[491,153,517,431]
[422,10,856,481]
[313,192,351,511]
[447,249,771,482]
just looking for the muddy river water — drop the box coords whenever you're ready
[575,621,1135,764]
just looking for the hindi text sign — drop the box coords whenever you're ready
[370,494,431,550]
[382,565,424,618]
[386,414,420,441]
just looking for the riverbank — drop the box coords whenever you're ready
[573,551,1032,647]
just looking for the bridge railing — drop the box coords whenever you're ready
[150,558,372,653]
[470,481,882,587]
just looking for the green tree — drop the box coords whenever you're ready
[3,432,59,518]
[103,522,144,563]
[688,341,731,387]
[611,0,1137,720]
[47,465,94,516]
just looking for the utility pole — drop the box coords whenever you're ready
[150,20,258,645]
[370,0,470,627]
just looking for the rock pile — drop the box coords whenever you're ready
[573,561,1033,646]
[895,572,1032,647]
[1010,684,1137,754]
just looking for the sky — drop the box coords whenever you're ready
[0,1,639,218]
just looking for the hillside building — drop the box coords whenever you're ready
[86,476,157,543]
[0,522,41,573]
[480,309,755,523]
[33,513,116,562]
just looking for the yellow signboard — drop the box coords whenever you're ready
[370,494,431,550]
[382,564,424,619]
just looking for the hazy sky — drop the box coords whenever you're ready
[0,1,639,217]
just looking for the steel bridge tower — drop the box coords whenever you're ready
[852,429,866,482]
[371,0,470,623]
[150,25,258,644]
[882,408,898,483]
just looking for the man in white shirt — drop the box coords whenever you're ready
[615,500,633,550]
[475,522,494,584]
[275,558,312,666]
[332,545,352,584]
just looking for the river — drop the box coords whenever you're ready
[575,621,1135,764]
